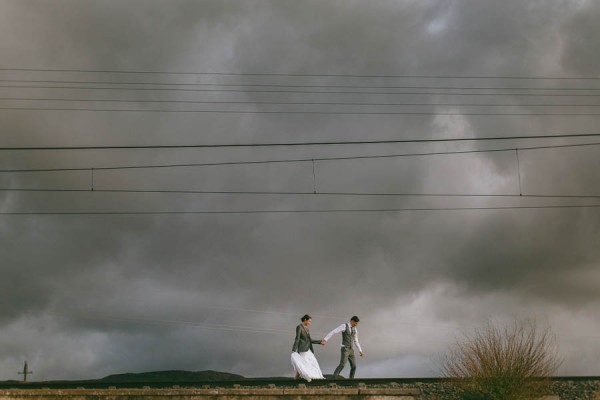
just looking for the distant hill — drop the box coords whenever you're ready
[0,370,300,387]
[98,370,245,382]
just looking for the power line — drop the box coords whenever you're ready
[2,141,599,174]
[65,313,293,335]
[1,205,600,215]
[4,96,600,107]
[4,106,600,115]
[60,311,600,341]
[2,79,600,91]
[64,305,344,322]
[2,67,600,79]
[4,85,600,98]
[172,305,343,321]
[61,312,460,337]
[2,188,600,199]
[2,133,600,151]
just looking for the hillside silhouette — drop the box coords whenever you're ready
[98,370,245,382]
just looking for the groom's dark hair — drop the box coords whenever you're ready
[351,316,360,322]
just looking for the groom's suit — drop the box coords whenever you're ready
[292,324,321,353]
[324,323,363,379]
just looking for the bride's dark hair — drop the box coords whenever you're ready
[301,314,311,322]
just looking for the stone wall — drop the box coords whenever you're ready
[1,377,599,399]
[0,386,419,400]
[377,377,600,400]
[550,379,600,400]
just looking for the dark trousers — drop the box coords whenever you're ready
[333,346,356,378]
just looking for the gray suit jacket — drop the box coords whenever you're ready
[292,324,321,353]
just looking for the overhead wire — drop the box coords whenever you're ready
[2,79,600,91]
[2,70,599,213]
[61,313,294,335]
[56,311,600,341]
[2,133,600,151]
[1,205,600,216]
[60,312,600,342]
[4,107,600,115]
[0,141,597,200]
[2,70,600,107]
[0,141,598,172]
[2,67,600,79]
[4,85,600,97]
[59,311,463,338]
[5,96,600,107]
[2,188,600,199]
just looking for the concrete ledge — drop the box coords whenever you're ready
[219,388,286,395]
[359,388,420,396]
[282,388,358,395]
[0,388,420,399]
[4,376,600,400]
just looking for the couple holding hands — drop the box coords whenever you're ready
[291,315,364,382]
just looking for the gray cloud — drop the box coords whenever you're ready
[1,0,600,381]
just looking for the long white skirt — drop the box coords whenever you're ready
[291,350,324,382]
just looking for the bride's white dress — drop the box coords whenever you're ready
[291,350,325,382]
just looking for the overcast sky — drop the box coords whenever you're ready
[1,0,600,381]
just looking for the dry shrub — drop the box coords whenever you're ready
[441,318,561,400]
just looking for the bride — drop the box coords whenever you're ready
[291,314,325,382]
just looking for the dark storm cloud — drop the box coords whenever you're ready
[561,1,600,76]
[1,0,600,380]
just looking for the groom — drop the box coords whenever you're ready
[321,316,364,379]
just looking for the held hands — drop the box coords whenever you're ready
[320,339,327,345]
